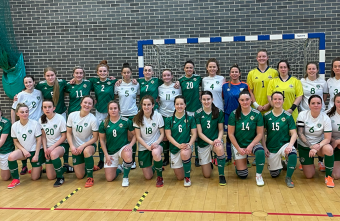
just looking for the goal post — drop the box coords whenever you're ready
[137,32,325,80]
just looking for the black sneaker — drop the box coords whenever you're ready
[195,158,200,167]
[20,166,28,175]
[97,160,104,169]
[219,176,227,186]
[64,164,74,173]
[54,177,65,187]
[163,158,169,166]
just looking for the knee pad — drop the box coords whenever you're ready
[270,169,281,178]
[237,168,248,179]
[217,154,226,160]
[182,158,191,164]
[123,160,133,168]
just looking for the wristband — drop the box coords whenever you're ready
[290,104,297,111]
[253,102,260,109]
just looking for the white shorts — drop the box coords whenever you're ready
[186,111,195,117]
[232,143,263,160]
[104,145,127,168]
[198,145,213,165]
[170,145,193,169]
[267,143,295,171]
[0,152,10,170]
[96,110,108,124]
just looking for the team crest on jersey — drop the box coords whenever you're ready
[119,123,123,128]
[268,76,272,79]
[250,116,254,120]
[201,116,204,118]
[84,123,88,127]
[37,96,41,100]
[332,120,335,123]
[317,123,322,128]
[151,80,154,84]
[83,84,87,88]
[43,124,46,127]
[131,87,134,91]
[194,78,197,81]
[281,117,286,122]
[227,88,230,91]
[44,87,47,90]
[107,81,111,85]
[316,85,320,89]
[54,124,57,129]
[289,84,293,88]
[216,81,219,84]
[152,123,156,127]
[28,130,32,134]
[172,91,175,94]
[160,91,163,94]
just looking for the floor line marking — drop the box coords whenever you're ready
[132,191,148,212]
[50,188,81,211]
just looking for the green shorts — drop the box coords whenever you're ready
[298,144,314,165]
[138,150,152,168]
[334,148,340,161]
[72,143,97,166]
[28,150,46,167]
[45,143,69,165]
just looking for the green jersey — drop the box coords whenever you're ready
[65,80,93,114]
[89,77,117,113]
[137,77,163,110]
[0,117,14,154]
[165,114,197,154]
[228,108,263,148]
[263,110,296,153]
[36,79,67,114]
[99,117,134,155]
[179,74,202,112]
[195,108,224,147]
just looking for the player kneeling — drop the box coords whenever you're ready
[99,101,136,187]
[195,91,226,185]
[133,96,165,187]
[297,95,334,187]
[228,90,266,186]
[67,96,99,188]
[39,100,68,187]
[262,92,297,188]
[165,95,197,187]
[8,104,45,189]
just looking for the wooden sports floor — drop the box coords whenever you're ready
[1,156,340,221]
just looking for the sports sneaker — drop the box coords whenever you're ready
[219,176,226,186]
[281,160,287,171]
[252,159,256,166]
[64,164,74,173]
[184,177,191,187]
[20,166,28,175]
[131,162,137,169]
[97,160,104,169]
[85,177,94,188]
[54,177,65,187]
[299,164,303,171]
[247,160,252,168]
[156,176,164,187]
[318,161,326,172]
[285,177,294,188]
[325,176,334,188]
[122,178,129,187]
[195,158,200,167]
[8,179,20,189]
[163,158,169,166]
[256,174,265,186]
[225,159,232,166]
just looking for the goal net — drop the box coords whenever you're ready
[139,33,324,81]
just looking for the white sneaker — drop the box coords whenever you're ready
[256,174,264,186]
[184,177,191,187]
[131,162,137,169]
[122,178,129,187]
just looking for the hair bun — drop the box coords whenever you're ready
[100,60,108,65]
[123,62,130,67]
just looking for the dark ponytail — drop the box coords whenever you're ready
[327,93,340,117]
[40,99,55,124]
[133,95,155,127]
[235,89,251,121]
[201,91,219,119]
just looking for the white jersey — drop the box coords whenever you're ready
[115,81,140,116]
[202,75,224,111]
[67,111,99,148]
[297,110,332,146]
[330,111,340,140]
[11,119,42,152]
[158,83,182,117]
[133,111,164,151]
[326,77,340,109]
[12,89,43,121]
[300,78,327,112]
[39,113,66,147]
